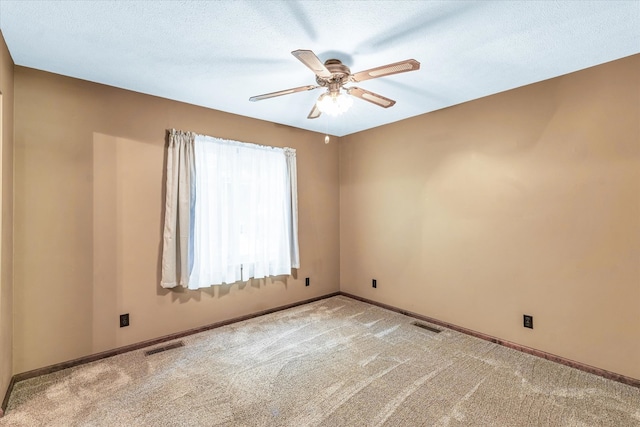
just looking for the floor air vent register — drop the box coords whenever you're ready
[412,322,442,334]
[144,341,185,356]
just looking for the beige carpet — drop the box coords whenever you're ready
[2,296,639,426]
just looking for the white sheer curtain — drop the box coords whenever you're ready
[160,130,195,288]
[160,131,299,290]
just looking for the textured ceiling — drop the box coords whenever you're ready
[0,1,638,136]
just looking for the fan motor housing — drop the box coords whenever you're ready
[316,59,351,87]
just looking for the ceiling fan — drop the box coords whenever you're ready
[249,49,420,119]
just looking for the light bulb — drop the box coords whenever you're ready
[324,135,330,144]
[316,91,353,116]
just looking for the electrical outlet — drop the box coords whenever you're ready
[120,313,130,328]
[305,277,310,286]
[372,279,377,289]
[523,314,533,329]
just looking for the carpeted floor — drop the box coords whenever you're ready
[2,296,639,426]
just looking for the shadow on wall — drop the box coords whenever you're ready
[92,132,166,350]
[160,276,291,300]
[93,132,294,351]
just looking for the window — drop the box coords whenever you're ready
[160,131,299,290]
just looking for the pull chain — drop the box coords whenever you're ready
[324,114,330,144]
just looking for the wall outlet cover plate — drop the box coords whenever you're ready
[523,315,533,329]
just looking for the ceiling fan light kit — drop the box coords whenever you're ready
[249,49,420,120]
[317,91,353,116]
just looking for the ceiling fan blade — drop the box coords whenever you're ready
[307,101,321,119]
[351,59,420,83]
[348,87,396,108]
[249,85,317,102]
[291,49,332,79]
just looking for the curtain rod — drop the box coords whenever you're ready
[167,128,295,154]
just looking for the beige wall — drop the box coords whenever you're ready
[340,55,640,380]
[0,30,14,405]
[13,67,340,373]
[9,52,640,381]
